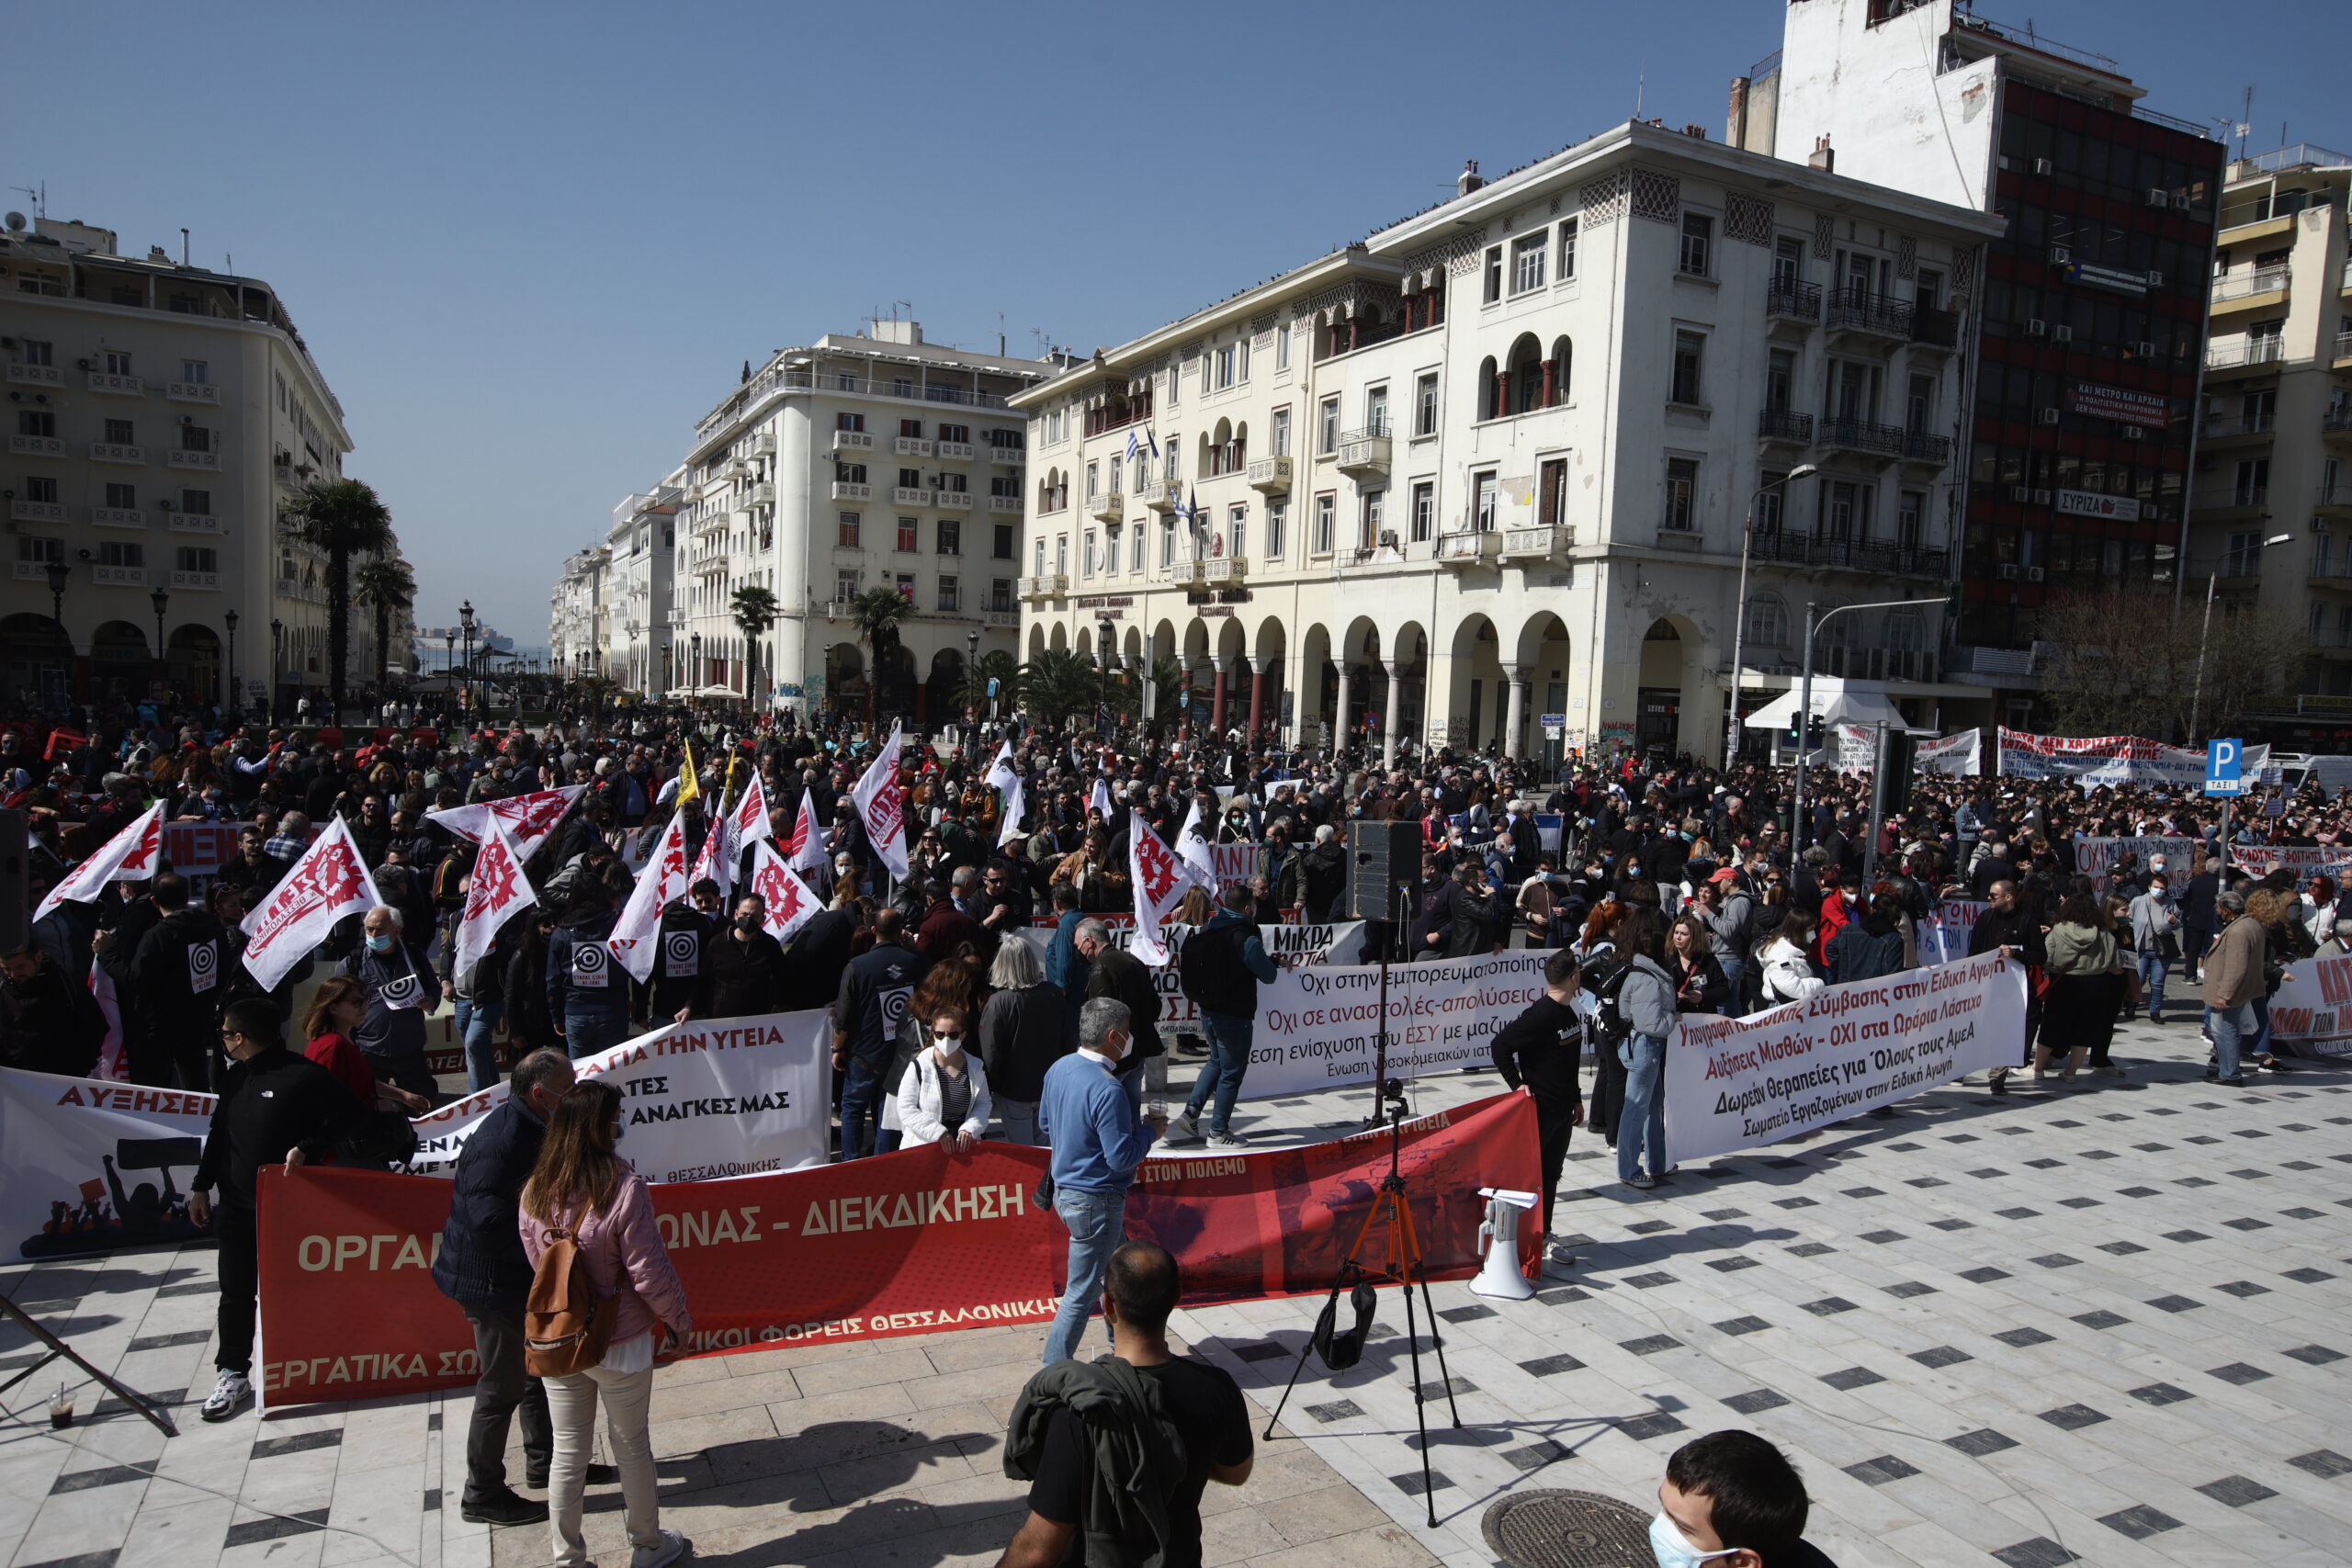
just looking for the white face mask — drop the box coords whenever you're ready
[1649,1512,1741,1568]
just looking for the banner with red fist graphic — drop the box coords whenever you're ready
[252,1090,1539,1407]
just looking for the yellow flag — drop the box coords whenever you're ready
[720,748,742,812]
[676,740,701,807]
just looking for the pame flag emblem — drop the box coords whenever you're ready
[186,939,219,994]
[663,930,700,977]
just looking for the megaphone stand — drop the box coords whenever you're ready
[1261,1077,1464,1528]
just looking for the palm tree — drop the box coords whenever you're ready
[280,479,395,706]
[1110,654,1187,739]
[1020,648,1102,728]
[846,586,910,728]
[729,584,781,706]
[353,556,415,696]
[956,649,1021,716]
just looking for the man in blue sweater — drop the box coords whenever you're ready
[1038,997,1165,1364]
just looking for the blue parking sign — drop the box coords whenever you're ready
[2204,739,2245,797]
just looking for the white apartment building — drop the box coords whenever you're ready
[1015,119,2001,763]
[664,321,1050,718]
[2190,144,2352,717]
[549,543,608,682]
[1,212,357,709]
[605,479,682,698]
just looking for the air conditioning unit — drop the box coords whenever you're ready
[2052,325,2074,344]
[2171,194,2191,211]
[2039,408,2061,425]
[2033,158,2053,175]
[2135,341,2158,357]
[2049,245,2073,265]
[1379,529,1399,548]
[1998,562,2021,580]
[2120,425,2145,441]
[2027,566,2046,581]
[2146,269,2165,288]
[2007,485,2031,502]
[2032,489,2053,505]
[156,498,173,511]
[2313,516,2334,535]
[2147,188,2171,207]
[2026,319,2048,337]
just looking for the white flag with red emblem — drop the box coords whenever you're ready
[35,802,164,924]
[782,790,829,876]
[986,741,1025,848]
[241,815,380,990]
[686,811,733,903]
[851,723,910,883]
[746,838,822,947]
[728,769,774,851]
[606,810,691,982]
[426,784,589,862]
[453,814,536,987]
[1174,795,1217,889]
[1128,808,1204,967]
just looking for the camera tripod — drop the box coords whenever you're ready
[1261,1077,1463,1527]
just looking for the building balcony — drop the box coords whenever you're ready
[89,442,144,465]
[1138,479,1177,513]
[2207,337,2286,375]
[6,363,64,388]
[9,434,63,457]
[2336,330,2352,367]
[1203,557,1247,585]
[1825,287,1914,343]
[1748,531,1948,578]
[2202,412,2277,447]
[169,448,220,471]
[92,563,146,586]
[170,570,219,591]
[1764,278,1822,325]
[892,486,933,506]
[2211,266,2290,310]
[1758,409,1814,448]
[2315,484,2352,517]
[1437,530,1500,568]
[8,500,64,525]
[169,512,220,532]
[1168,559,1204,588]
[989,444,1026,465]
[12,561,59,582]
[894,436,933,457]
[748,481,775,507]
[2192,486,2270,522]
[987,493,1022,513]
[85,371,142,396]
[273,462,305,488]
[91,507,144,527]
[1247,456,1294,494]
[831,480,873,501]
[1499,524,1574,561]
[1898,430,1952,468]
[1336,431,1392,477]
[1090,492,1125,523]
[936,489,974,511]
[1025,573,1068,599]
[831,429,875,453]
[984,608,1019,627]
[1816,417,1907,458]
[1909,307,1962,351]
[2324,407,2352,448]
[739,431,775,458]
[166,380,220,404]
[935,439,977,462]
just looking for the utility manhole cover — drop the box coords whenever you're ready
[1481,1488,1652,1568]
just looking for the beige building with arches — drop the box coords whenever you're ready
[1012,119,2003,763]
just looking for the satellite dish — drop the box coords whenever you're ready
[3,213,26,232]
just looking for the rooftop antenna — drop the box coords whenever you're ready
[8,182,43,219]
[1634,63,1644,118]
[892,299,910,324]
[996,311,1006,356]
[2239,85,2255,160]
[1031,328,1051,356]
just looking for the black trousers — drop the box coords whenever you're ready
[214,1201,259,1374]
[463,1305,553,1500]
[1533,1089,1579,1235]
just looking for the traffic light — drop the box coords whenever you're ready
[1883,730,1917,805]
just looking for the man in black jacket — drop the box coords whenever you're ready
[1490,950,1586,1252]
[430,1048,582,1525]
[833,909,928,1159]
[646,889,718,1025]
[188,999,370,1424]
[1967,880,2043,1095]
[1080,920,1159,1111]
[130,874,228,1090]
[0,942,103,1077]
[706,894,786,1019]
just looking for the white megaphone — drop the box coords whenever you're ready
[1469,1187,1540,1301]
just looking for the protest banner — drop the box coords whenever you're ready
[1998,728,2269,789]
[1249,950,1555,1098]
[0,1068,216,1261]
[1018,920,1367,1034]
[1917,900,1988,966]
[1917,730,1982,777]
[2071,837,2352,888]
[2269,953,2352,1057]
[1663,952,2026,1164]
[252,1090,1539,1407]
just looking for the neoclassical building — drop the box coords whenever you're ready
[1012,119,2003,764]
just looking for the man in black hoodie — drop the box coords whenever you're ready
[188,999,369,1424]
[130,874,229,1089]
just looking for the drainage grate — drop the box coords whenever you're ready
[1481,1488,1652,1567]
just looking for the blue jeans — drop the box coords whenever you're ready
[1044,1186,1127,1365]
[839,1056,886,1160]
[561,1010,630,1061]
[1184,1013,1251,1134]
[454,998,504,1094]
[1616,1033,1668,1182]
[1715,954,1746,1012]
[2210,1001,2248,1079]
[2251,993,2273,1059]
[2137,953,2168,1020]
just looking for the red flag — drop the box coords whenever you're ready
[747,839,821,947]
[241,816,379,990]
[35,802,164,925]
[453,814,535,985]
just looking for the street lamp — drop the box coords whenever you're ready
[965,626,980,761]
[1723,463,1818,767]
[1791,594,1946,856]
[691,633,703,693]
[43,561,69,700]
[661,638,672,700]
[2188,532,2294,743]
[223,609,239,717]
[270,617,283,720]
[458,600,476,724]
[148,587,169,699]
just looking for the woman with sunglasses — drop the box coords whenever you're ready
[897,1008,992,1153]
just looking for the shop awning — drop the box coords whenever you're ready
[1742,677,1932,733]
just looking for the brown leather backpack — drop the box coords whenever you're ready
[524,1218,615,1378]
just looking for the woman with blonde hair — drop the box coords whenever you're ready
[519,1080,693,1568]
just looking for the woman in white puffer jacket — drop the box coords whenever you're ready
[1758,908,1826,1007]
[896,1008,993,1152]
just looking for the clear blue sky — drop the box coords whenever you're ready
[10,1,2338,642]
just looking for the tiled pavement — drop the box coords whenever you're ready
[4,1005,2350,1568]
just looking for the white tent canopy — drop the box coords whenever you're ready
[1742,677,1932,734]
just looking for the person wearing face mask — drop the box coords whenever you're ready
[645,884,719,1027]
[2127,870,2180,1025]
[897,1008,991,1153]
[703,894,786,1020]
[332,905,443,1100]
[1651,1429,1836,1567]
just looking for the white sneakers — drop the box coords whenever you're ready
[630,1528,692,1568]
[1165,1112,1203,1145]
[199,1370,252,1424]
[1204,1131,1248,1149]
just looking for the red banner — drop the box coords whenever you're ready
[254,1091,1538,1407]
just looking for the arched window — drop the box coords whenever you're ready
[1742,595,1789,648]
[1506,334,1544,416]
[1547,337,1572,407]
[1478,356,1500,421]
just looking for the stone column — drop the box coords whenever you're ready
[1383,660,1405,772]
[1210,660,1229,733]
[1247,657,1272,742]
[1331,660,1351,759]
[1500,663,1529,761]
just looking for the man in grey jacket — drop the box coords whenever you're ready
[1691,870,1753,1006]
[2126,874,2180,1024]
[1610,909,1677,1190]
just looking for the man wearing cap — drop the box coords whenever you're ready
[1692,868,1753,1007]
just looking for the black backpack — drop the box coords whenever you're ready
[1586,955,1637,1048]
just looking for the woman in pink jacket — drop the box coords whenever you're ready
[520,1081,693,1568]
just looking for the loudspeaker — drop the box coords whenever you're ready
[0,808,25,953]
[1348,819,1422,919]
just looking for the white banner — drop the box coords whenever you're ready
[1917,730,1982,777]
[1664,952,2026,1163]
[1,1069,215,1261]
[1018,920,1367,1035]
[2271,953,2352,1057]
[2072,837,2352,887]
[1998,728,2268,789]
[1248,949,1555,1098]
[1918,900,1989,967]
[406,1010,831,1182]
